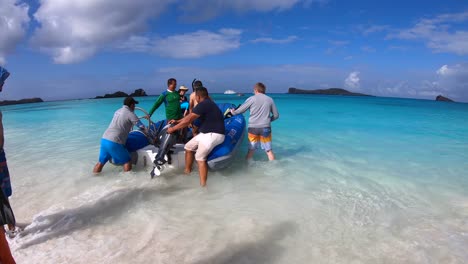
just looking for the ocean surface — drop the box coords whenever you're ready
[2,94,468,264]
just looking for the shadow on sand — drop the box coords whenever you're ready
[192,221,297,264]
[16,185,185,249]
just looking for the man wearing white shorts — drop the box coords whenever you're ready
[168,87,225,186]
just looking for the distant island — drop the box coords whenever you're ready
[288,88,372,97]
[94,89,147,99]
[0,98,44,106]
[435,95,454,102]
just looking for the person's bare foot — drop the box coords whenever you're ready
[184,168,192,174]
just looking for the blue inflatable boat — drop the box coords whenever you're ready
[126,103,246,173]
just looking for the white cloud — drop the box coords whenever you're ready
[30,0,321,63]
[434,63,468,100]
[437,64,468,78]
[152,29,242,58]
[179,0,327,22]
[0,0,30,65]
[251,35,298,44]
[115,36,153,53]
[32,0,175,64]
[437,65,451,76]
[369,63,468,101]
[344,71,360,90]
[387,11,468,55]
[118,29,242,59]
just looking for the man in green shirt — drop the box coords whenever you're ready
[149,78,182,120]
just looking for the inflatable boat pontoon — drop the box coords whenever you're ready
[126,103,246,177]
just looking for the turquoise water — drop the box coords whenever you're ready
[3,94,468,263]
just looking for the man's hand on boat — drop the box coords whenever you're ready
[167,113,200,134]
[167,120,179,134]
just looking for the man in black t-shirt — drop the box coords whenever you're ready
[167,87,225,186]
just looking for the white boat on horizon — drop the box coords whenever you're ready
[224,90,236,94]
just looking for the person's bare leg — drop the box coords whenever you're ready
[123,162,132,172]
[266,150,275,161]
[93,162,104,173]
[6,199,14,232]
[185,150,194,174]
[246,149,255,160]
[197,160,208,187]
[0,229,15,264]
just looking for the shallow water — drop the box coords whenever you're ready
[3,94,468,263]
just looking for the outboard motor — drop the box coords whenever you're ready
[150,124,177,178]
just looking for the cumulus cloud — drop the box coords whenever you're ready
[179,0,327,22]
[153,29,242,58]
[32,0,175,64]
[434,63,468,100]
[30,0,321,63]
[118,29,242,59]
[0,0,30,65]
[115,35,153,53]
[251,35,298,44]
[437,64,468,78]
[344,71,360,90]
[368,63,468,101]
[387,11,468,55]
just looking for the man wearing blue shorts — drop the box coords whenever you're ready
[231,82,279,160]
[93,97,146,173]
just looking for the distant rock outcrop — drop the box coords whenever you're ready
[288,87,372,97]
[95,91,128,99]
[0,98,43,106]
[435,95,454,102]
[95,89,148,99]
[130,89,147,97]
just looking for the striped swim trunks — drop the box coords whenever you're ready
[248,127,272,151]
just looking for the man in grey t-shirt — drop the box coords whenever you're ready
[231,82,279,160]
[93,97,146,173]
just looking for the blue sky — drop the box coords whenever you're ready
[1,0,468,101]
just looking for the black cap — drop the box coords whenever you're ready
[124,96,139,106]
